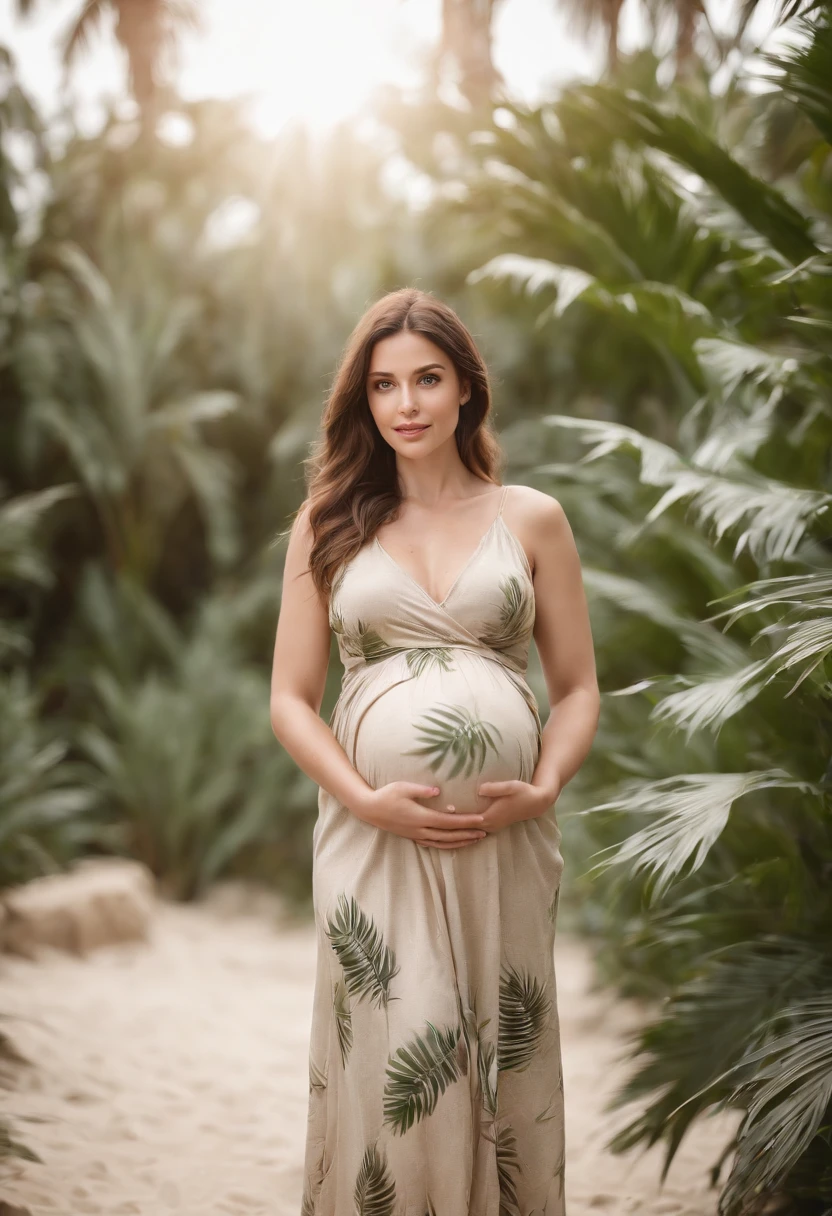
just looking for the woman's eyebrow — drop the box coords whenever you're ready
[368,362,446,377]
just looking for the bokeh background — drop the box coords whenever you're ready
[1,0,831,1210]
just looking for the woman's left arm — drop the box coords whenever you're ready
[477,489,600,827]
[527,493,600,807]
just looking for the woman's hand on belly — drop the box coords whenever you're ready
[355,781,489,849]
[476,779,559,834]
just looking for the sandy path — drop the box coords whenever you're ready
[0,882,739,1215]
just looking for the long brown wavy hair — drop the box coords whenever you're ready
[286,287,505,601]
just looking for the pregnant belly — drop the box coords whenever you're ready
[353,656,540,816]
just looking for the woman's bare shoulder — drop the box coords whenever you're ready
[505,484,569,535]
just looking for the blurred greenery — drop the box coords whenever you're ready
[1,0,831,1208]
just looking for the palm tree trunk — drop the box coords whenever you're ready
[602,0,625,75]
[440,0,503,108]
[675,0,706,77]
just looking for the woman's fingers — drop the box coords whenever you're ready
[420,831,486,845]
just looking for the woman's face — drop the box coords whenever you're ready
[365,330,470,460]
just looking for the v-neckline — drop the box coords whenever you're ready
[374,496,506,610]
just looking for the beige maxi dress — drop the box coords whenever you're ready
[301,484,566,1216]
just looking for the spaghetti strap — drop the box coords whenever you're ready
[497,483,510,517]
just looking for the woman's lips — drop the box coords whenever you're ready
[395,425,429,437]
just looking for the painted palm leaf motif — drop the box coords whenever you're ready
[325,893,400,1011]
[460,989,498,1119]
[478,1037,498,1117]
[333,976,353,1067]
[498,961,552,1073]
[309,1054,327,1094]
[534,1087,561,1124]
[353,1142,398,1216]
[554,1147,566,1197]
[301,1143,329,1215]
[482,1118,522,1212]
[383,1019,468,1135]
[404,703,504,779]
[406,646,456,677]
[330,609,406,665]
[479,574,535,651]
[546,885,560,926]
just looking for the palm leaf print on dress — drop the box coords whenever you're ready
[481,1119,522,1212]
[405,646,455,677]
[479,573,535,651]
[547,885,561,926]
[498,961,552,1073]
[309,1055,327,1094]
[333,976,353,1067]
[330,609,406,665]
[353,1142,398,1215]
[404,704,503,779]
[326,893,400,1011]
[383,1020,468,1135]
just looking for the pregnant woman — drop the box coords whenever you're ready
[270,287,600,1215]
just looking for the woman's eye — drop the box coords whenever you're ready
[421,374,439,385]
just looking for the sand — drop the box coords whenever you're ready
[0,881,740,1215]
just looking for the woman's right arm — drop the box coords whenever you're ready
[269,502,377,817]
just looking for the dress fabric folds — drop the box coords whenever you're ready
[301,484,566,1216]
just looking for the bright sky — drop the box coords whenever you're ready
[0,0,636,137]
[0,0,784,138]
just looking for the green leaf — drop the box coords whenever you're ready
[383,1020,468,1135]
[353,1142,398,1216]
[405,704,504,779]
[498,962,552,1073]
[325,893,400,1011]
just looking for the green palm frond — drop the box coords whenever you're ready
[762,7,832,144]
[654,608,832,735]
[583,770,820,903]
[717,994,832,1208]
[468,254,716,364]
[353,1142,398,1216]
[583,568,746,668]
[646,471,831,564]
[498,962,552,1073]
[709,571,832,630]
[383,1020,467,1136]
[605,939,830,1181]
[325,893,400,1011]
[479,574,535,650]
[543,415,683,487]
[333,977,353,1068]
[405,704,504,779]
[544,415,831,563]
[0,485,77,590]
[406,647,456,676]
[561,84,819,263]
[649,663,768,736]
[694,336,803,399]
